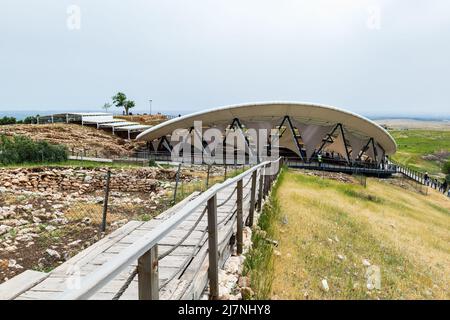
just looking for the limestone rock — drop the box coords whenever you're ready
[321,279,329,292]
[46,249,61,259]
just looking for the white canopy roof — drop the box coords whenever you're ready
[98,122,139,128]
[137,101,397,155]
[114,125,152,131]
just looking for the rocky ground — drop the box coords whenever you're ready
[0,123,144,158]
[422,150,450,165]
[295,169,356,184]
[0,165,219,284]
[115,114,169,126]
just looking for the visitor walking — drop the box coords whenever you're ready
[424,172,429,186]
[317,153,323,169]
[441,180,448,194]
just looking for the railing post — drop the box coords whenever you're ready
[247,170,258,227]
[263,165,269,197]
[138,245,159,300]
[236,179,244,255]
[257,167,264,212]
[207,195,219,299]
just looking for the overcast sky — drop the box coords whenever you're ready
[1,0,449,118]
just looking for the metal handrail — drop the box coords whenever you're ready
[57,157,281,300]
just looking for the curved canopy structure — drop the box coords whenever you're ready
[137,102,396,163]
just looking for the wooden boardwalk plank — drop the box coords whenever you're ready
[11,167,271,300]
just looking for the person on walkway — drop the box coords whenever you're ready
[424,172,429,185]
[442,180,448,194]
[317,153,323,168]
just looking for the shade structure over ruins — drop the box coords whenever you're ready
[137,102,396,164]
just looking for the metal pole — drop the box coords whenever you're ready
[206,165,211,188]
[101,170,111,232]
[149,99,153,115]
[207,194,219,299]
[173,163,182,203]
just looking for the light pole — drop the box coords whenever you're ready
[149,99,153,115]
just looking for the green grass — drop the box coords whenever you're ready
[243,168,285,299]
[251,170,450,300]
[390,130,450,176]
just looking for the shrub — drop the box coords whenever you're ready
[0,116,17,125]
[443,161,450,175]
[22,116,38,124]
[0,134,67,165]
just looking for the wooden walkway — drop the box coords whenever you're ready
[11,174,257,300]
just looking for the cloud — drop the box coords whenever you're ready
[0,0,449,117]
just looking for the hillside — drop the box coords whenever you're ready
[115,114,169,126]
[0,123,144,158]
[390,130,450,177]
[376,119,450,131]
[247,170,450,300]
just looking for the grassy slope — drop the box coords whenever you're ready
[265,170,449,299]
[390,130,450,176]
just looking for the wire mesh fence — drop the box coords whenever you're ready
[399,174,429,195]
[354,174,367,187]
[0,162,252,283]
[169,163,251,204]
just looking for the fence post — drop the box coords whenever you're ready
[236,179,244,255]
[138,245,159,300]
[224,165,227,181]
[247,170,258,227]
[207,195,219,299]
[257,167,264,212]
[173,163,182,203]
[206,165,211,188]
[101,170,111,232]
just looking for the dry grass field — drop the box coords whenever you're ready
[247,170,450,300]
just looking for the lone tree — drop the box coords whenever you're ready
[112,92,135,115]
[124,100,135,115]
[102,102,112,112]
